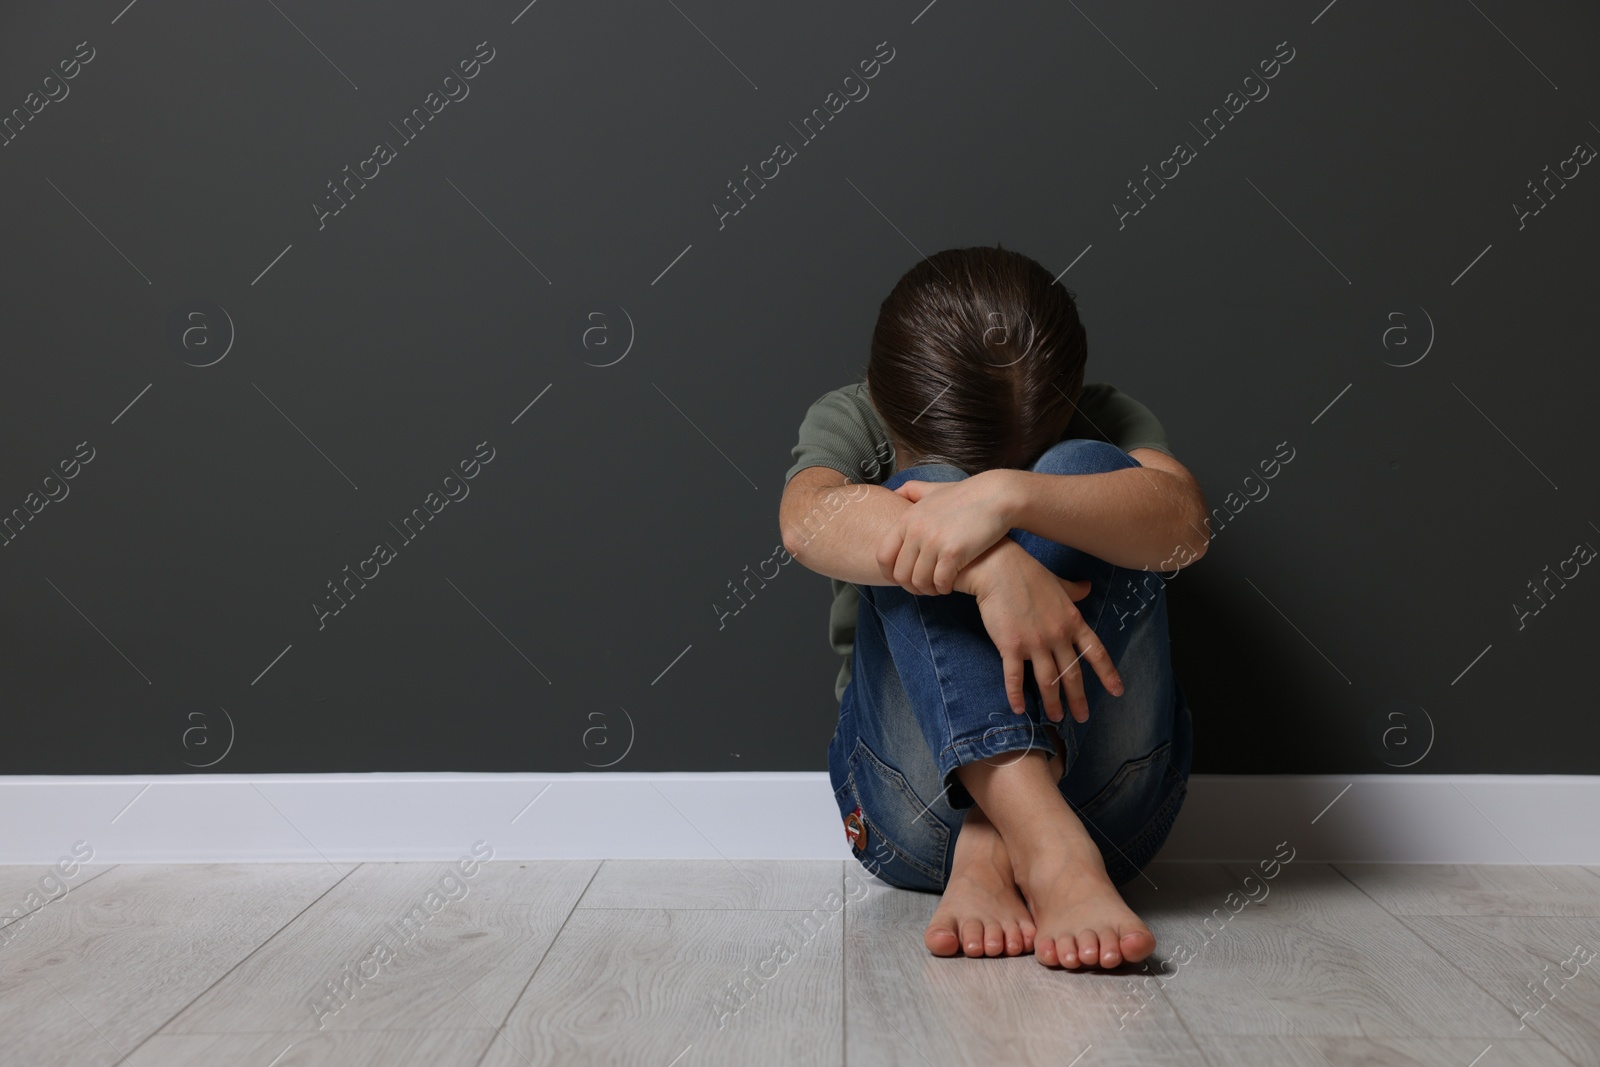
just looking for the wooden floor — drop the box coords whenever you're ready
[0,859,1596,1066]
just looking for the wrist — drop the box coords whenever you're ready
[993,469,1031,531]
[953,536,1028,596]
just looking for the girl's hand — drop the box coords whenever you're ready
[960,540,1123,723]
[877,471,1020,595]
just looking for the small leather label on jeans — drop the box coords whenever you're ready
[844,804,866,854]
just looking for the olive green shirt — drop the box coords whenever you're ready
[783,380,1174,703]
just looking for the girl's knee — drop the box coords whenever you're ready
[1032,438,1139,477]
[883,461,968,491]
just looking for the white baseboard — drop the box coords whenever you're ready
[0,773,1595,866]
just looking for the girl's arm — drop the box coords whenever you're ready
[778,465,911,585]
[782,448,1210,592]
[778,463,1125,721]
[876,448,1209,596]
[1003,448,1210,571]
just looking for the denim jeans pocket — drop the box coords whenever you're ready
[835,737,950,892]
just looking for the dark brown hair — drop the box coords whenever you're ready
[866,243,1087,475]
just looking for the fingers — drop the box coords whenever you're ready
[1031,649,1065,723]
[1003,650,1026,715]
[1081,632,1125,698]
[892,541,916,591]
[911,546,968,596]
[910,544,940,596]
[1045,637,1124,723]
[1049,643,1090,724]
[1058,626,1124,721]
[890,538,924,594]
[888,523,936,596]
[1065,650,1091,723]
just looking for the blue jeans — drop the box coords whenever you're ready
[827,438,1194,891]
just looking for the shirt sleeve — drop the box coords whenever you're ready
[783,382,896,486]
[1074,382,1175,458]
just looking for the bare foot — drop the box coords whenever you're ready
[924,805,1037,958]
[1013,845,1155,969]
[955,745,1156,970]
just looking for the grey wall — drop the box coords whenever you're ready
[2,0,1594,776]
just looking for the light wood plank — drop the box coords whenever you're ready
[164,859,599,1034]
[0,861,115,924]
[0,863,117,941]
[0,863,353,1065]
[1187,1035,1569,1066]
[845,874,1205,1066]
[0,1018,124,1067]
[1122,863,1528,1039]
[1402,915,1600,1067]
[1337,864,1600,916]
[123,1028,496,1067]
[480,907,843,1066]
[578,859,842,910]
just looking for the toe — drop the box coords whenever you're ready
[923,916,960,957]
[1120,926,1156,963]
[1019,921,1037,954]
[1098,926,1123,968]
[1036,934,1060,967]
[1002,921,1023,957]
[1058,936,1079,968]
[1075,930,1099,969]
[983,921,1005,958]
[960,918,985,958]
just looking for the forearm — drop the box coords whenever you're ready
[1005,466,1209,571]
[784,479,1039,592]
[781,483,917,585]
